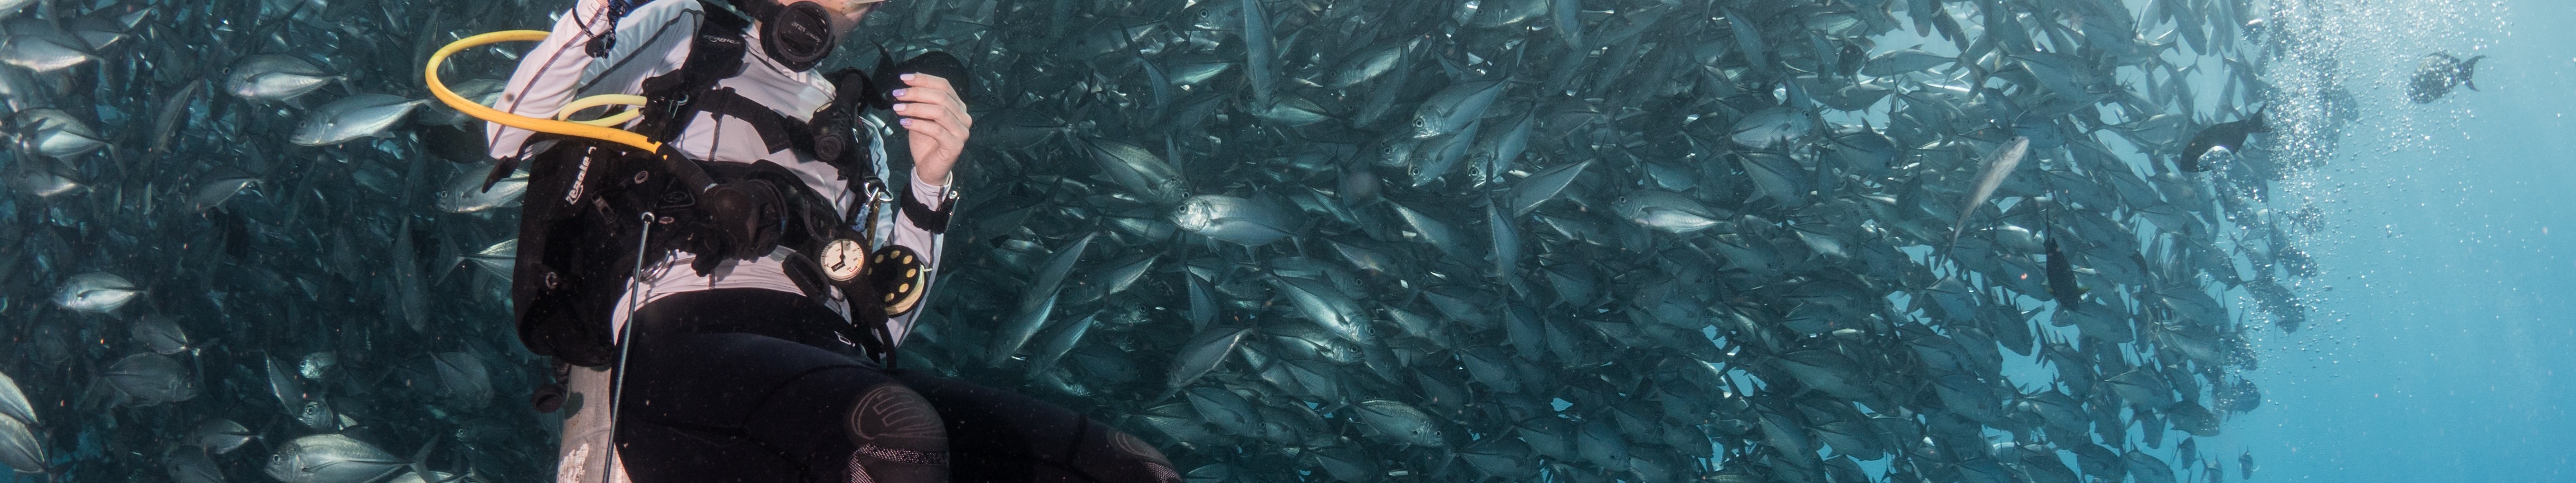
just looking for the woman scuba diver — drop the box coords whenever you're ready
[428,0,1179,481]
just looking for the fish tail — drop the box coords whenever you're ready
[2461,56,2484,90]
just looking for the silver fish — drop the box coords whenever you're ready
[0,371,33,426]
[187,178,259,214]
[1093,254,1156,296]
[291,94,428,146]
[1173,195,1296,246]
[0,18,94,73]
[12,108,106,159]
[1086,139,1185,203]
[989,232,1093,365]
[1165,326,1250,389]
[129,315,190,354]
[266,356,305,410]
[166,446,223,483]
[0,412,41,473]
[1410,79,1505,139]
[425,78,506,126]
[1391,203,1467,261]
[456,239,517,281]
[431,352,491,409]
[387,470,466,483]
[1239,0,1273,103]
[1024,311,1098,377]
[1861,49,1955,76]
[300,352,338,381]
[1185,272,1218,331]
[1268,276,1368,343]
[105,352,196,405]
[1182,386,1261,437]
[1950,136,2031,244]
[1613,190,1726,234]
[1354,399,1444,447]
[55,272,140,314]
[1729,107,1812,149]
[438,162,526,213]
[1022,232,1095,311]
[193,418,255,454]
[227,54,338,102]
[264,434,407,483]
[4,163,79,197]
[989,292,1061,367]
[67,4,150,52]
[1506,159,1590,216]
[1487,202,1521,288]
[1331,38,1409,88]
[0,0,36,20]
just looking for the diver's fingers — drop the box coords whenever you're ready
[893,75,972,131]
[902,116,964,157]
[893,77,963,111]
[892,95,970,131]
[890,86,960,108]
[899,73,955,97]
[892,100,965,132]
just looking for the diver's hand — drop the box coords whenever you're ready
[893,73,970,186]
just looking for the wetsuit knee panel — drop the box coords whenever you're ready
[846,384,949,483]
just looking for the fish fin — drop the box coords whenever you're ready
[409,435,441,481]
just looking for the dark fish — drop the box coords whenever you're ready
[130,315,191,354]
[2178,111,2269,172]
[2408,53,2484,103]
[2044,235,2082,304]
[2240,450,2255,479]
[166,447,222,483]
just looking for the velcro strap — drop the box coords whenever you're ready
[898,187,953,234]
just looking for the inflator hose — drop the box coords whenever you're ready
[427,30,715,192]
[424,30,662,153]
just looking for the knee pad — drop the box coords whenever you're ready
[1105,429,1180,483]
[1070,420,1178,483]
[845,385,949,483]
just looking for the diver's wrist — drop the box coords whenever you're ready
[911,165,951,188]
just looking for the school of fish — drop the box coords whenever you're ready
[0,0,2420,481]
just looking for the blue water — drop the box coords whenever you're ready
[2222,1,2576,479]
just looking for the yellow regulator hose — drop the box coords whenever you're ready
[424,30,662,152]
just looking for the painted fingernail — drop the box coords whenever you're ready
[901,73,916,81]
[892,88,909,97]
[892,103,909,112]
[900,118,914,126]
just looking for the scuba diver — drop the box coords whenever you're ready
[426,0,1180,481]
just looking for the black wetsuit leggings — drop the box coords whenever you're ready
[615,289,1179,483]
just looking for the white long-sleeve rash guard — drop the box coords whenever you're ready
[486,0,951,351]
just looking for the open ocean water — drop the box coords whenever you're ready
[2224,0,2575,480]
